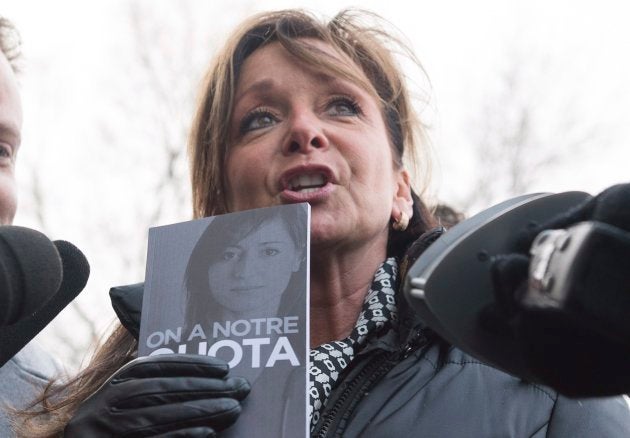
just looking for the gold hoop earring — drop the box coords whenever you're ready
[392,211,409,232]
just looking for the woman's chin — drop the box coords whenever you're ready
[309,211,350,243]
[218,296,283,316]
[310,216,387,255]
[309,225,342,250]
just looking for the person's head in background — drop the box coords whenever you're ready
[0,17,22,226]
[434,204,465,229]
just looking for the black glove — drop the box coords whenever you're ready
[487,183,630,396]
[65,354,250,438]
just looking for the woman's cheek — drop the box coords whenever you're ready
[208,265,230,293]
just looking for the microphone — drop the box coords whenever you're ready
[0,226,63,326]
[517,184,630,396]
[404,184,630,396]
[0,226,90,367]
[404,191,591,380]
[591,183,630,232]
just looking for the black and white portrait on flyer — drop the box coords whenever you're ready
[139,203,310,437]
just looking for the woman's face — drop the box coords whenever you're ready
[225,40,412,252]
[208,219,301,313]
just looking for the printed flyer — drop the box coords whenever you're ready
[139,203,310,437]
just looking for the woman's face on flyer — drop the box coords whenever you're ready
[208,219,301,313]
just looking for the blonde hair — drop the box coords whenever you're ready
[189,9,431,218]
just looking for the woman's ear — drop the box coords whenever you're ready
[391,169,414,224]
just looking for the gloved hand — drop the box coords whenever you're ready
[65,354,250,438]
[486,182,630,396]
[489,183,630,325]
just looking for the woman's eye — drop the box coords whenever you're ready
[0,145,13,160]
[327,97,361,117]
[240,109,278,133]
[261,248,280,257]
[221,250,239,261]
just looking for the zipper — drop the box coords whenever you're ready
[312,327,428,438]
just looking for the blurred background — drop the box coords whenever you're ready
[3,0,629,371]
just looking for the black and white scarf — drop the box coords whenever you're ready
[308,257,399,430]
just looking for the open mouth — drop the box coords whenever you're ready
[287,173,327,193]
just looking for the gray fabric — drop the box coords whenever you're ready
[0,341,62,437]
[337,340,630,437]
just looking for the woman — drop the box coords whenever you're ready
[20,9,630,437]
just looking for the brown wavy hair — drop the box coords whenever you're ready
[17,9,434,437]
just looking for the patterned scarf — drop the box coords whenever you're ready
[308,258,399,430]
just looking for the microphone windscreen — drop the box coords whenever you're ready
[0,237,90,367]
[51,240,90,310]
[591,183,630,232]
[0,226,63,326]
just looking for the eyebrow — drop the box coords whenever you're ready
[0,121,21,146]
[226,241,288,248]
[236,71,347,101]
[236,79,276,101]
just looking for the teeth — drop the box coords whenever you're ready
[289,173,326,191]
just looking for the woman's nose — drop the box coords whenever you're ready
[233,252,255,278]
[283,109,329,155]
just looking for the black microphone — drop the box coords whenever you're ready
[404,191,591,383]
[0,226,63,326]
[591,183,630,232]
[517,183,630,396]
[0,226,90,367]
[404,183,630,397]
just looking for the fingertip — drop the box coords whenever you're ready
[225,376,251,400]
